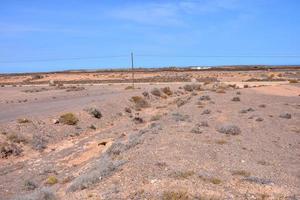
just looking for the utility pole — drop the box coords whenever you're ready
[131,52,135,88]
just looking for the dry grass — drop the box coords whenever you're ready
[289,79,298,83]
[7,132,27,144]
[215,139,227,145]
[125,85,134,90]
[150,114,162,121]
[170,171,195,179]
[162,87,173,96]
[162,191,189,200]
[59,113,79,125]
[46,176,58,185]
[231,170,251,177]
[131,96,150,109]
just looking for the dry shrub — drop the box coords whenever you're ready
[150,114,162,121]
[7,132,27,144]
[0,142,23,158]
[170,171,195,179]
[289,79,298,83]
[183,84,193,92]
[125,85,134,90]
[59,113,79,125]
[131,96,150,109]
[162,87,173,96]
[162,191,189,200]
[231,170,251,177]
[151,88,162,97]
[46,176,58,185]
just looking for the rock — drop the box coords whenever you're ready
[124,107,132,113]
[279,113,292,119]
[52,119,59,124]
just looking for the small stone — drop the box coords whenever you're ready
[279,113,292,119]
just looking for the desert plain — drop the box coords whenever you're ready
[0,67,299,200]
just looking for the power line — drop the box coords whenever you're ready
[135,54,300,58]
[1,54,300,64]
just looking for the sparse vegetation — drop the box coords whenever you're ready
[0,142,22,158]
[232,97,240,101]
[162,87,173,96]
[216,139,227,145]
[162,191,189,200]
[131,96,150,109]
[217,124,241,135]
[7,132,27,144]
[151,88,162,97]
[170,170,195,179]
[24,180,38,191]
[125,85,134,90]
[59,113,79,125]
[289,79,298,83]
[183,84,193,92]
[46,176,58,185]
[86,108,102,119]
[150,114,162,121]
[231,170,251,177]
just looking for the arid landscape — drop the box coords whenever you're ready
[0,67,299,200]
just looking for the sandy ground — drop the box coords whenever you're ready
[0,70,299,200]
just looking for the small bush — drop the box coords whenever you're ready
[59,113,79,125]
[86,108,102,119]
[150,114,162,121]
[31,135,47,151]
[183,84,193,92]
[162,191,189,200]
[24,180,38,190]
[124,107,132,113]
[217,124,241,135]
[46,176,58,185]
[289,79,298,83]
[0,142,22,158]
[216,139,227,145]
[162,87,173,96]
[131,96,150,109]
[199,95,211,101]
[232,97,240,101]
[125,85,134,90]
[151,88,162,97]
[7,132,27,144]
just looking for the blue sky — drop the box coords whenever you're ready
[0,0,300,73]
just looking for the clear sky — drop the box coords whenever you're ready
[0,0,300,73]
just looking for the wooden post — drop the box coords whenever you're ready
[131,52,134,88]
